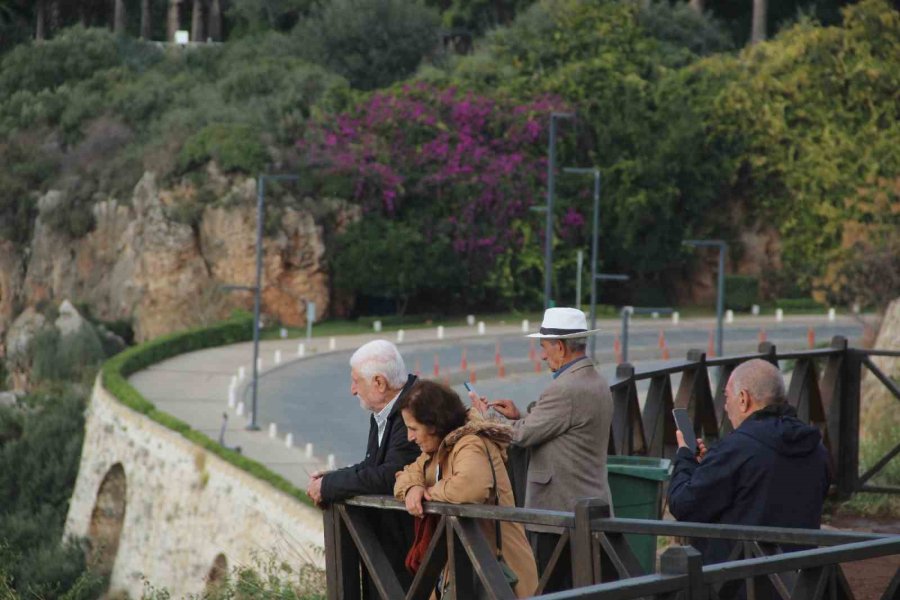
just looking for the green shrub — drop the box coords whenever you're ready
[775,297,825,312]
[295,0,441,90]
[725,275,759,311]
[0,390,106,599]
[30,323,106,384]
[178,123,270,174]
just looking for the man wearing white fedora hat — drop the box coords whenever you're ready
[471,307,613,592]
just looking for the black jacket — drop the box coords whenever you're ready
[668,404,831,567]
[320,374,420,593]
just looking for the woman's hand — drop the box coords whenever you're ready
[405,485,427,517]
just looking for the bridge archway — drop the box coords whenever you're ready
[205,553,228,592]
[87,462,127,577]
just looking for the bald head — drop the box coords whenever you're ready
[729,359,785,408]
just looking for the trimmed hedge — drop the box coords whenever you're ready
[100,315,314,507]
[775,297,826,311]
[725,275,759,312]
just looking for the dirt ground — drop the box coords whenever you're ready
[823,516,900,600]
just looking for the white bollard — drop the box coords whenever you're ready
[268,423,277,438]
[329,337,336,351]
[374,320,382,332]
[236,402,245,416]
[257,358,263,371]
[396,329,405,343]
[672,311,680,325]
[477,321,486,335]
[828,308,836,322]
[437,326,445,340]
[230,375,237,388]
[285,433,293,448]
[279,327,288,339]
[751,304,760,316]
[274,350,282,365]
[228,388,236,408]
[297,342,306,358]
[852,302,860,314]
[775,308,784,322]
[651,311,660,319]
[521,319,529,333]
[238,366,245,380]
[305,442,314,459]
[327,454,336,470]
[726,309,734,324]
[467,314,476,326]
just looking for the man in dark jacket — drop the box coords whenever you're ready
[306,339,420,596]
[668,359,831,597]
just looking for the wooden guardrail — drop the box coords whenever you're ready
[325,338,900,599]
[325,496,900,599]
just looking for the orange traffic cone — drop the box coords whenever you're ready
[460,348,467,372]
[707,331,716,358]
[433,354,440,377]
[498,361,506,378]
[758,328,767,343]
[415,359,421,376]
[658,329,666,349]
[495,341,502,366]
[807,327,815,348]
[469,370,477,384]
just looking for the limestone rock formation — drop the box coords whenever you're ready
[860,297,900,434]
[4,171,354,344]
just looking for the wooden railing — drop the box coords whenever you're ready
[324,496,900,599]
[324,339,900,599]
[607,336,900,498]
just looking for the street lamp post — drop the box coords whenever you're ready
[543,112,575,310]
[246,173,299,431]
[562,167,601,353]
[683,239,728,357]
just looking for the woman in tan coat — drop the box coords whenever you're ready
[394,380,538,598]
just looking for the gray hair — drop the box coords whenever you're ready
[350,339,407,389]
[562,338,587,354]
[730,359,785,406]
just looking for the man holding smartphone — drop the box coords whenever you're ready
[667,359,830,598]
[471,307,613,593]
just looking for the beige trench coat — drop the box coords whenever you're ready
[395,419,539,598]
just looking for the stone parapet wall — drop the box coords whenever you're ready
[65,379,324,598]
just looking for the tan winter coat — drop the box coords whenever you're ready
[394,419,538,598]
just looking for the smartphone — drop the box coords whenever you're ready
[463,382,478,396]
[672,408,698,454]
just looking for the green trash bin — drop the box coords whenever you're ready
[607,456,672,574]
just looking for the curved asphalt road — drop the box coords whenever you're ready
[249,319,864,466]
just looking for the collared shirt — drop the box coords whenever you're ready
[552,355,589,379]
[374,392,401,446]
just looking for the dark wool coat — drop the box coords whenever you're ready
[320,374,421,594]
[668,404,831,572]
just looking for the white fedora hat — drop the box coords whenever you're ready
[527,307,601,339]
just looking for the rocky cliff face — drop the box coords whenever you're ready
[1,171,356,345]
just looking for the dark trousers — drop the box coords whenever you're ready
[530,531,572,593]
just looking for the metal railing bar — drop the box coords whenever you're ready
[857,440,900,487]
[863,349,900,358]
[590,518,889,545]
[861,355,900,403]
[532,573,688,600]
[859,484,900,494]
[345,495,574,529]
[702,537,900,584]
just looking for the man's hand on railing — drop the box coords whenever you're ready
[307,471,326,506]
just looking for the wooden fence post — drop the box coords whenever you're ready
[572,498,611,587]
[659,545,704,600]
